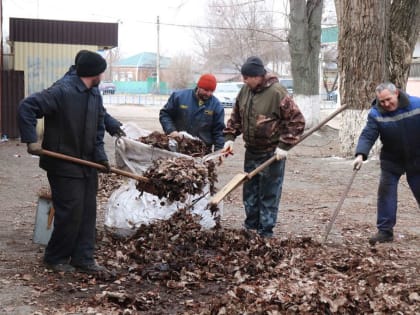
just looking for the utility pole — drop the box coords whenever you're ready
[156,16,160,94]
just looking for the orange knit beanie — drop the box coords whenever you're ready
[197,73,217,91]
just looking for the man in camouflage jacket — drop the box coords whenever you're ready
[222,56,305,237]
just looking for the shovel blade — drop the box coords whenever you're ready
[33,197,54,245]
[209,173,248,206]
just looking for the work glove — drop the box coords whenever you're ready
[98,160,111,173]
[169,131,181,138]
[275,147,288,160]
[221,140,234,155]
[168,139,178,152]
[178,131,195,139]
[27,142,43,156]
[353,155,364,170]
[113,127,126,138]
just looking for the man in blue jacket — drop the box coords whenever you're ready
[353,82,420,245]
[159,73,225,153]
[18,51,111,274]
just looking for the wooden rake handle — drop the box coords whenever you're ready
[323,169,359,242]
[41,149,150,183]
[210,104,350,206]
[247,103,350,180]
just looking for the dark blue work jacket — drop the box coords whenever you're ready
[159,88,225,151]
[59,66,122,136]
[355,91,420,173]
[18,75,107,178]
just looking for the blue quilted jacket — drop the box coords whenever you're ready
[355,91,420,173]
[159,88,225,151]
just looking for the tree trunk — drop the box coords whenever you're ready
[388,0,420,89]
[336,0,420,157]
[336,0,389,156]
[288,0,323,128]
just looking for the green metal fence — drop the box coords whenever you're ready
[115,80,170,94]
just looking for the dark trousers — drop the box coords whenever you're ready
[243,149,285,237]
[377,168,420,232]
[44,172,98,266]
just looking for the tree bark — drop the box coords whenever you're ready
[336,0,420,157]
[388,0,420,89]
[288,0,323,128]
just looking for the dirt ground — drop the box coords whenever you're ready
[0,104,419,314]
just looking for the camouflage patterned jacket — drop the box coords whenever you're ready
[223,74,305,152]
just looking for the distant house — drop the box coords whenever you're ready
[113,52,171,82]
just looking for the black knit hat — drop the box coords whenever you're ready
[241,56,266,77]
[74,49,90,64]
[76,51,107,77]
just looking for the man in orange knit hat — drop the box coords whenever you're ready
[159,73,225,153]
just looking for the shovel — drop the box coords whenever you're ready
[40,149,158,195]
[209,103,349,206]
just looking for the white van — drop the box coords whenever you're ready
[214,82,244,108]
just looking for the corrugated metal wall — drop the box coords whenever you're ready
[10,18,118,48]
[14,42,99,96]
[1,70,24,139]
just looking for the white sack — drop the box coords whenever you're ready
[106,122,222,232]
[104,180,217,230]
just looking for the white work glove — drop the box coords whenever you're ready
[353,154,364,170]
[178,131,195,139]
[168,131,181,138]
[275,147,288,160]
[168,138,178,152]
[221,140,234,154]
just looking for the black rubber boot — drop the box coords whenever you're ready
[72,263,110,274]
[45,263,75,273]
[369,230,393,245]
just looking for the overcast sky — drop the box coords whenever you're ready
[3,0,208,58]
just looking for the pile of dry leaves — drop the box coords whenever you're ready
[25,129,418,314]
[29,178,419,314]
[132,131,218,202]
[135,157,217,202]
[88,208,418,314]
[31,135,419,314]
[137,131,208,157]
